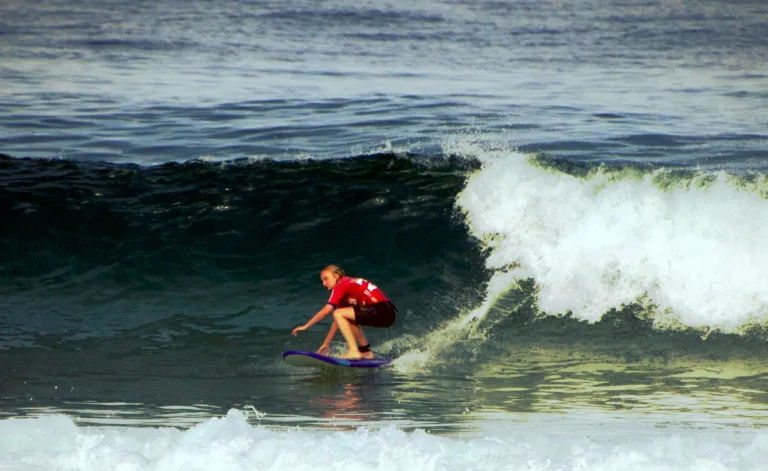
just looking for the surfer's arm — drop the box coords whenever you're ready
[317,320,338,354]
[292,304,334,336]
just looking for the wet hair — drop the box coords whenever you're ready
[321,265,345,279]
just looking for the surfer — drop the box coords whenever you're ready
[291,265,397,359]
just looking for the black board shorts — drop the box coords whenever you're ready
[351,301,397,328]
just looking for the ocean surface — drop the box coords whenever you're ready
[2,0,768,469]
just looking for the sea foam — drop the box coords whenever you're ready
[1,410,767,471]
[452,141,768,332]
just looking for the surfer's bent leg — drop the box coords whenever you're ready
[332,307,362,359]
[334,303,396,359]
[349,324,367,345]
[348,325,373,359]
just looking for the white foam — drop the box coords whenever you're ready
[452,141,768,331]
[391,270,522,372]
[1,410,767,471]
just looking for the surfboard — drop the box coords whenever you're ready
[282,350,392,368]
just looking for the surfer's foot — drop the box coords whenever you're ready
[339,344,375,360]
[339,350,362,360]
[359,344,374,359]
[339,351,374,360]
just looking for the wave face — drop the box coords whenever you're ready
[0,152,485,345]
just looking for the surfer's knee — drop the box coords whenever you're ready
[332,307,354,321]
[332,309,346,322]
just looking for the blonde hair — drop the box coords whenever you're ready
[321,265,345,279]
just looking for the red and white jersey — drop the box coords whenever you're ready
[327,276,389,308]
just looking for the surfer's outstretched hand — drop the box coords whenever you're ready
[316,344,330,355]
[292,324,308,336]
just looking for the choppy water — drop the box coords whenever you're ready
[2,0,768,469]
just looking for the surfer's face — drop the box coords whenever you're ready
[320,270,338,291]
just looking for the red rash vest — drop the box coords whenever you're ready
[327,276,389,308]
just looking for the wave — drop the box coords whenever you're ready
[3,148,768,355]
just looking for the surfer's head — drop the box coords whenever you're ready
[320,265,345,290]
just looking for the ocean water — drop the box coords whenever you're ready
[2,0,768,469]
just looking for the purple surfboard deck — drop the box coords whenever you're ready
[283,350,392,368]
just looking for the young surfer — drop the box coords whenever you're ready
[291,265,397,359]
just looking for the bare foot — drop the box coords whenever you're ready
[361,351,374,360]
[338,350,362,360]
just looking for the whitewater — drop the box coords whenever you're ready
[455,144,768,331]
[3,410,768,471]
